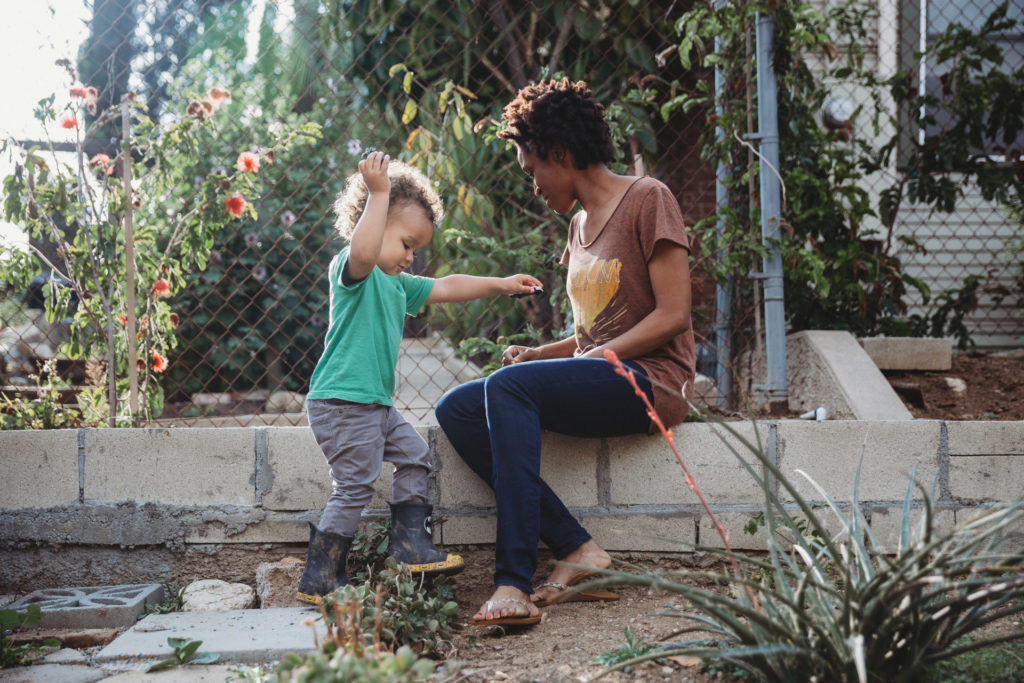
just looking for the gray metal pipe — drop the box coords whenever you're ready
[754,11,789,412]
[713,4,733,410]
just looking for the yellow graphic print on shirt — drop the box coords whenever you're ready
[568,257,624,343]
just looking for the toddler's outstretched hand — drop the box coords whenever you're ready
[359,149,390,194]
[504,274,544,298]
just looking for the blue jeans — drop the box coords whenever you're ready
[434,357,653,594]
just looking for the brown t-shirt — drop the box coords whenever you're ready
[559,176,696,427]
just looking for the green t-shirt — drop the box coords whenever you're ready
[307,247,434,405]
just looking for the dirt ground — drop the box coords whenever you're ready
[883,351,1024,420]
[448,549,730,683]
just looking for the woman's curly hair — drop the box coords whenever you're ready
[333,159,444,239]
[497,79,615,169]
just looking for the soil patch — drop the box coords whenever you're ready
[884,351,1024,420]
[448,549,727,682]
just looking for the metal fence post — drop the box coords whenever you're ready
[754,11,788,414]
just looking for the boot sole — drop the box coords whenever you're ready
[403,554,465,575]
[296,591,323,605]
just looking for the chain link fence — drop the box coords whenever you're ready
[0,0,1020,427]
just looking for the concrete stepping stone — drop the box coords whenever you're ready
[93,607,325,672]
[0,663,107,682]
[7,585,165,630]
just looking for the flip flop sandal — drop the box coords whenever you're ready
[471,598,544,626]
[532,581,620,608]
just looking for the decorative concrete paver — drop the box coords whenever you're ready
[8,584,165,630]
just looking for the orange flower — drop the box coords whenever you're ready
[150,350,168,373]
[208,87,231,107]
[117,313,127,325]
[225,195,246,218]
[151,279,170,297]
[236,151,260,174]
[70,87,88,98]
[61,117,78,129]
[90,153,114,176]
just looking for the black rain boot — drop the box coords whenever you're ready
[388,502,464,575]
[296,522,353,605]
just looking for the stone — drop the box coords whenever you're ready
[264,390,305,414]
[0,663,106,682]
[944,377,967,393]
[181,579,256,612]
[7,627,120,648]
[42,648,88,663]
[255,556,305,608]
[191,392,232,408]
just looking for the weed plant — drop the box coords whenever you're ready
[233,520,462,681]
[0,604,60,668]
[587,351,1024,682]
[232,578,460,682]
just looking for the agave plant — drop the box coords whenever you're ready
[581,351,1024,682]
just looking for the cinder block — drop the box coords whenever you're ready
[437,514,497,545]
[607,423,769,506]
[262,426,399,511]
[787,330,913,420]
[950,455,1024,502]
[434,431,600,508]
[703,505,864,554]
[586,513,696,552]
[0,430,79,509]
[9,584,165,629]
[778,420,941,502]
[869,505,957,553]
[697,510,771,552]
[859,336,952,371]
[185,518,309,544]
[85,429,255,505]
[947,421,1024,456]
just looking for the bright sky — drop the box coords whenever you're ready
[0,1,90,248]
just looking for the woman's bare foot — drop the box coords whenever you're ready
[474,585,541,623]
[531,540,612,604]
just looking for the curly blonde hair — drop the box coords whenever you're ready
[332,160,444,239]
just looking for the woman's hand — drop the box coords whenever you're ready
[502,345,542,366]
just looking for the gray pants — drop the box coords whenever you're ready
[306,399,429,537]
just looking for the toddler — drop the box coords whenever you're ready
[297,150,542,604]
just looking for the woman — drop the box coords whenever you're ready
[435,79,696,625]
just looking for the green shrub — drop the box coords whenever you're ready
[590,352,1024,682]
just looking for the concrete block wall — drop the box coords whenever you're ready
[1,420,1022,590]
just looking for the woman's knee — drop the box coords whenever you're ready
[435,381,482,428]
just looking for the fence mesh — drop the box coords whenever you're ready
[0,0,1020,427]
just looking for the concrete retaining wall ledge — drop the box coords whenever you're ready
[1,420,1022,591]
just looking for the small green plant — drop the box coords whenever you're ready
[146,637,219,672]
[348,518,393,582]
[0,359,81,430]
[592,627,663,673]
[1,603,61,669]
[142,580,185,617]
[320,563,459,657]
[926,635,1024,682]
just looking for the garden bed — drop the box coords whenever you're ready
[885,351,1024,420]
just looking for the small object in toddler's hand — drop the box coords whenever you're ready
[361,146,378,160]
[511,286,543,299]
